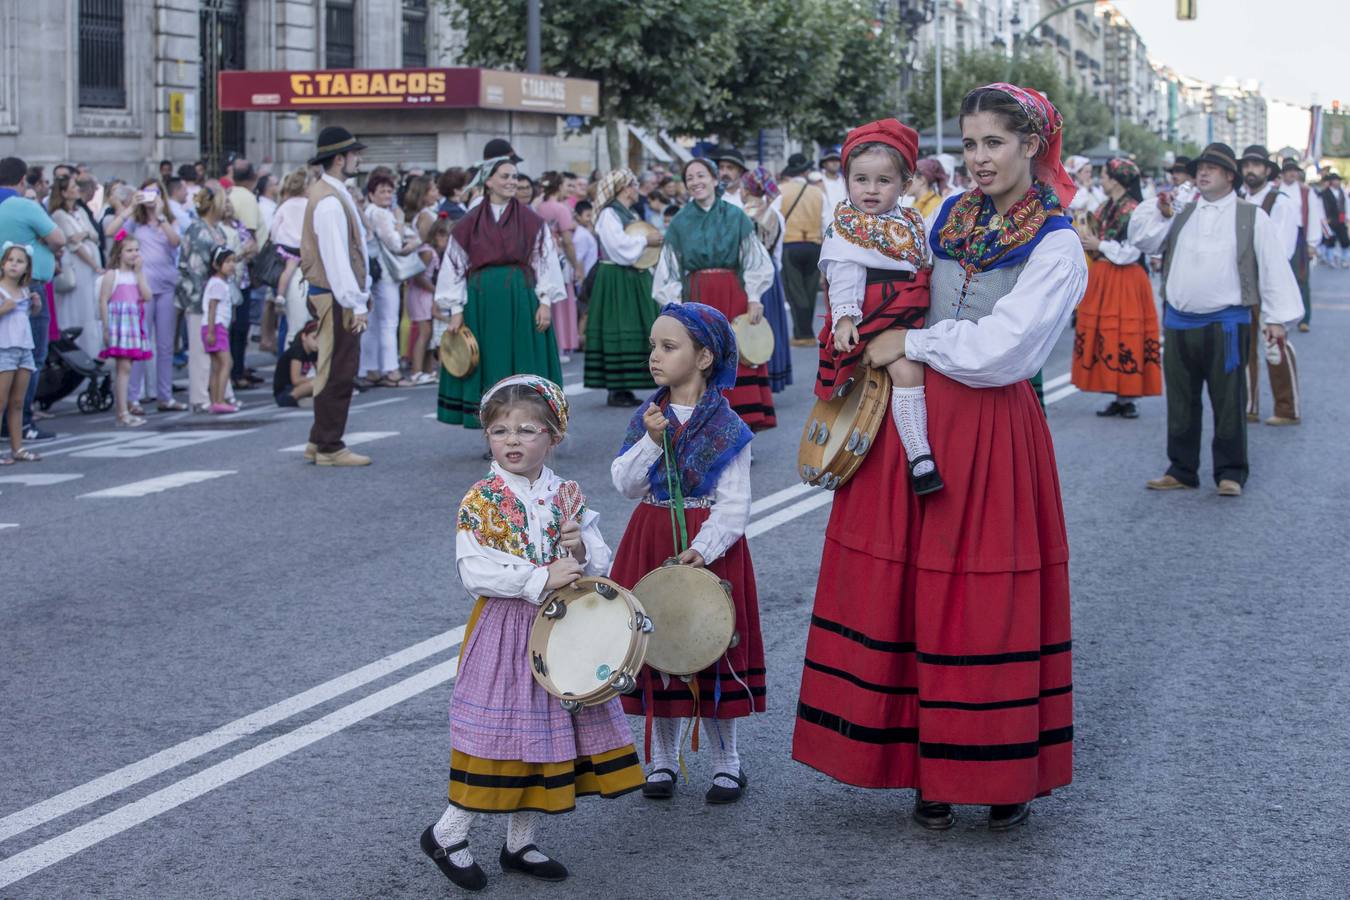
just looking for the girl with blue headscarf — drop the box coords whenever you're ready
[609,302,765,806]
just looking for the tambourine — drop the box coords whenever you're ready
[439,325,480,378]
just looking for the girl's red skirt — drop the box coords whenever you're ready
[612,503,766,720]
[688,268,776,431]
[816,268,931,402]
[791,371,1073,805]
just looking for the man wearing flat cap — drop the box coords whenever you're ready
[299,125,373,467]
[713,145,748,209]
[817,145,847,212]
[1237,145,1302,426]
[1169,156,1198,207]
[1147,143,1304,497]
[1318,170,1348,268]
[1278,158,1318,332]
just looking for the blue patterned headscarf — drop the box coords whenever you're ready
[617,303,752,500]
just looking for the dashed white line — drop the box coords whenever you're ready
[0,474,85,487]
[79,470,236,498]
[0,657,462,890]
[750,482,816,516]
[0,523,18,530]
[76,430,258,459]
[0,626,466,844]
[746,491,834,538]
[279,431,398,453]
[1042,372,1072,391]
[1044,384,1079,405]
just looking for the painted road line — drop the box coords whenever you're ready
[1043,384,1079,405]
[563,382,593,397]
[279,431,398,453]
[76,430,258,459]
[0,626,466,844]
[750,482,816,517]
[39,436,140,459]
[347,397,409,413]
[0,657,461,890]
[79,471,236,499]
[746,491,834,539]
[1042,372,1072,391]
[0,474,85,487]
[0,523,18,530]
[21,432,121,449]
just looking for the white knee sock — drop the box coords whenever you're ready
[647,717,680,782]
[506,811,549,863]
[432,804,477,867]
[701,718,741,788]
[891,386,934,477]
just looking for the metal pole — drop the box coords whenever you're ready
[526,0,541,73]
[934,2,944,153]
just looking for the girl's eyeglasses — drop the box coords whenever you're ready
[486,424,550,441]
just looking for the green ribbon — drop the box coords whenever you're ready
[662,429,689,556]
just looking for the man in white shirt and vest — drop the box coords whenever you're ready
[818,145,847,212]
[299,126,373,467]
[1318,170,1348,268]
[1147,143,1304,497]
[1278,158,1318,333]
[1237,145,1301,426]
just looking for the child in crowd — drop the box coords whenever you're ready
[819,118,942,494]
[610,303,765,804]
[272,320,319,407]
[423,375,643,892]
[203,246,237,414]
[98,233,154,427]
[0,243,41,462]
[412,217,452,383]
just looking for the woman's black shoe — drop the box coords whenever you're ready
[607,390,642,407]
[909,455,944,496]
[705,770,747,804]
[641,768,677,799]
[988,803,1030,831]
[1118,400,1139,419]
[911,792,955,830]
[500,844,569,881]
[420,826,487,891]
[1096,401,1125,417]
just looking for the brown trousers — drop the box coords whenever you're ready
[308,291,360,453]
[1245,306,1300,421]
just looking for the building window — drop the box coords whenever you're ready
[326,1,356,69]
[79,0,126,109]
[403,0,428,68]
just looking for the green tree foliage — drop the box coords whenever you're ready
[442,0,735,166]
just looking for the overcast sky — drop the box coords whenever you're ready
[1110,0,1338,106]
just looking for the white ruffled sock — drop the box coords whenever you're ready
[432,804,477,867]
[506,811,549,864]
[646,717,680,783]
[891,386,934,477]
[702,718,741,788]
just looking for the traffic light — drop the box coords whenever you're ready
[1177,0,1197,20]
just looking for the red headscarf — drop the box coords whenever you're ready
[977,82,1076,207]
[841,118,920,173]
[451,197,545,281]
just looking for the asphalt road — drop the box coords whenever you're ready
[2,269,1347,899]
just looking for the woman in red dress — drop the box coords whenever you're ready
[791,83,1089,831]
[652,158,777,431]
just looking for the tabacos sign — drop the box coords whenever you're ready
[218,67,599,115]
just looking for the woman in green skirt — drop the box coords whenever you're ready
[434,156,565,429]
[583,168,664,406]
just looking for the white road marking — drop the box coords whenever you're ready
[563,382,593,396]
[0,657,460,890]
[0,474,85,487]
[0,523,18,530]
[21,432,120,449]
[1042,372,1072,391]
[746,491,834,538]
[347,397,408,413]
[39,436,140,458]
[279,431,398,453]
[750,482,816,516]
[75,430,257,459]
[0,627,465,845]
[1043,384,1079,405]
[79,470,236,499]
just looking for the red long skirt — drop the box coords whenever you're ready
[688,268,776,431]
[791,371,1073,805]
[816,269,931,402]
[1071,259,1162,397]
[613,503,766,719]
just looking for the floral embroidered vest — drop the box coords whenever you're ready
[456,474,584,567]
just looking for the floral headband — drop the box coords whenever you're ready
[480,374,570,434]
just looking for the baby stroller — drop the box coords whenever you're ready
[35,327,113,414]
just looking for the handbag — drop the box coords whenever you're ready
[379,229,426,282]
[52,251,77,293]
[250,240,287,290]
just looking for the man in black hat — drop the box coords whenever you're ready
[713,146,748,208]
[1169,156,1197,206]
[298,125,373,467]
[818,145,847,211]
[1278,158,1317,332]
[1237,145,1302,426]
[1318,170,1348,269]
[1147,143,1304,497]
[482,138,522,164]
[775,152,826,345]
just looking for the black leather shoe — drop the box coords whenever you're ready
[705,769,747,804]
[909,455,944,496]
[641,768,677,799]
[1118,400,1139,419]
[1096,401,1124,417]
[988,803,1030,831]
[911,792,955,830]
[420,826,487,891]
[500,844,569,881]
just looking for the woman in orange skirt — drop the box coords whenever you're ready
[1071,157,1173,418]
[651,158,777,431]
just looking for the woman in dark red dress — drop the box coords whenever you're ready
[791,83,1089,831]
[652,158,777,431]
